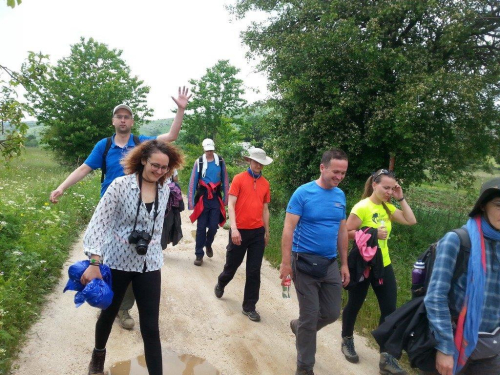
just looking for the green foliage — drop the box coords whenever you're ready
[19,37,153,166]
[6,0,22,8]
[0,79,30,161]
[0,148,100,374]
[232,0,500,197]
[140,118,173,136]
[181,60,247,149]
[238,102,272,148]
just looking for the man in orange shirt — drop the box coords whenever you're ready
[214,148,273,322]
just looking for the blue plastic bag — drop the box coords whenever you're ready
[63,260,114,309]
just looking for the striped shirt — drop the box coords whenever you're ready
[424,230,500,354]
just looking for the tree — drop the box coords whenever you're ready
[231,0,500,193]
[0,81,29,161]
[182,60,247,152]
[238,102,271,149]
[20,37,153,165]
[6,0,22,8]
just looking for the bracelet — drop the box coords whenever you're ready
[89,258,101,265]
[89,263,101,267]
[397,196,405,202]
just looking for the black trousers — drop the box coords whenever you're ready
[95,269,162,375]
[217,227,265,312]
[341,264,397,352]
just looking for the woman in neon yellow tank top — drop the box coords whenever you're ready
[340,169,417,374]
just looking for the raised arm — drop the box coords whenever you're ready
[157,86,191,143]
[391,183,417,225]
[49,164,93,203]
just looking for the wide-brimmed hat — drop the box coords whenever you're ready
[244,148,273,166]
[202,138,215,151]
[469,177,500,217]
[113,104,133,117]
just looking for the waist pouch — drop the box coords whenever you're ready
[470,327,500,360]
[296,252,335,279]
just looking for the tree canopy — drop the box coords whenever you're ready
[0,79,29,161]
[20,37,152,166]
[181,59,247,155]
[231,0,500,192]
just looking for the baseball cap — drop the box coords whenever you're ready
[469,177,500,217]
[113,104,134,117]
[202,138,215,151]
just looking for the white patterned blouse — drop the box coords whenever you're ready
[83,174,169,272]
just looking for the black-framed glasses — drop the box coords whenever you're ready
[113,115,133,120]
[147,160,169,172]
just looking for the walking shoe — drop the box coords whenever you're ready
[206,245,213,258]
[214,283,224,298]
[194,256,203,266]
[117,309,135,330]
[379,352,408,375]
[88,348,106,375]
[295,368,314,375]
[341,336,359,363]
[290,319,298,336]
[242,309,261,322]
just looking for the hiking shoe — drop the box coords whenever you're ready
[88,348,106,375]
[379,352,408,375]
[242,310,261,322]
[214,283,224,298]
[206,246,213,258]
[290,319,298,336]
[295,368,314,375]
[194,256,203,266]
[341,336,359,363]
[117,309,135,330]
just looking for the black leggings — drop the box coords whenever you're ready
[341,264,397,352]
[95,269,162,375]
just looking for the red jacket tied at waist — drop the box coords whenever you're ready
[189,180,226,226]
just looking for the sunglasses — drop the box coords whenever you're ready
[373,169,395,180]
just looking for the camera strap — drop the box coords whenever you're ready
[131,173,159,237]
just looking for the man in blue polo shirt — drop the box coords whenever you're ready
[49,87,190,330]
[279,148,350,375]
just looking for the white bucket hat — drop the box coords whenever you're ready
[244,148,273,166]
[202,138,215,151]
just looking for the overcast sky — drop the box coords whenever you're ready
[0,0,269,119]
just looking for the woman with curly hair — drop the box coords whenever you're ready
[81,139,183,375]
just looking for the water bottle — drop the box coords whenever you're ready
[412,261,426,286]
[282,275,291,299]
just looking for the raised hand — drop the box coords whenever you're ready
[171,86,191,110]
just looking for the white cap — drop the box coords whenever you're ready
[113,104,133,117]
[202,138,215,151]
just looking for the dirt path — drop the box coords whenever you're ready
[11,200,381,375]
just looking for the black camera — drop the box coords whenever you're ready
[128,230,152,255]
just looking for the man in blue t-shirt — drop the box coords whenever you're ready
[49,87,190,330]
[279,148,350,375]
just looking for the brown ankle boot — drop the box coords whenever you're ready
[88,348,106,375]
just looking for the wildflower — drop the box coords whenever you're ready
[12,251,23,256]
[44,202,49,206]
[40,260,46,264]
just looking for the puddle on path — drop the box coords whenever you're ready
[108,348,220,375]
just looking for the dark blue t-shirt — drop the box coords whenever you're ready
[286,181,346,258]
[84,134,155,196]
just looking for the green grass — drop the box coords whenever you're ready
[0,148,100,374]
